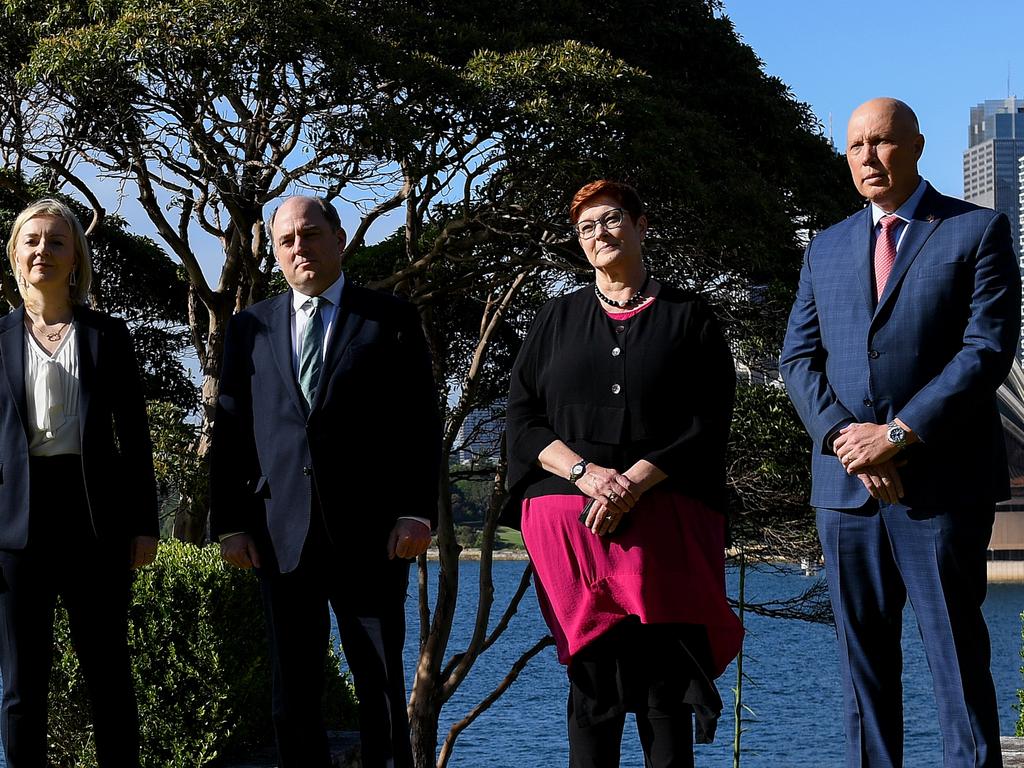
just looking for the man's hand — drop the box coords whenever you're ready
[129,535,158,569]
[834,421,912,473]
[221,533,262,569]
[388,519,432,559]
[853,459,905,504]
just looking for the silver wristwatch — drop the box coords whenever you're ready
[886,420,908,450]
[568,459,588,484]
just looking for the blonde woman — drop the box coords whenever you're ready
[0,199,158,767]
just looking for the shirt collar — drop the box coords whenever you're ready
[290,272,346,313]
[871,177,927,227]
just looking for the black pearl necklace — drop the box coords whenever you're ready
[594,275,651,309]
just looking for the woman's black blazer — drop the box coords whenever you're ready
[0,305,158,549]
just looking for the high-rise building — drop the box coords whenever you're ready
[963,97,1024,257]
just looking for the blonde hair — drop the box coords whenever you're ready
[6,198,93,305]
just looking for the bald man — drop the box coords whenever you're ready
[781,98,1020,767]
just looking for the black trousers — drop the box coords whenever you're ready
[258,514,413,768]
[567,621,703,768]
[0,455,139,768]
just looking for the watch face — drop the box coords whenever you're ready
[888,426,905,444]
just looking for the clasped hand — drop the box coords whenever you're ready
[576,463,638,536]
[833,422,904,504]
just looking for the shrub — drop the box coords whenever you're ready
[48,540,357,767]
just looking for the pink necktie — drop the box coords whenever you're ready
[874,215,899,300]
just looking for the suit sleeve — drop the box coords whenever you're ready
[209,313,262,539]
[641,300,735,479]
[110,318,159,538]
[780,240,856,454]
[896,213,1022,442]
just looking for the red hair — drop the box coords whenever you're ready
[569,180,644,224]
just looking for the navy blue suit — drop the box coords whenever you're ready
[210,282,440,768]
[781,183,1020,767]
[0,305,158,767]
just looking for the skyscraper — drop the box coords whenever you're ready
[963,97,1024,257]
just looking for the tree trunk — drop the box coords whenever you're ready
[172,290,231,543]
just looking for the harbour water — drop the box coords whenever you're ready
[392,560,1024,768]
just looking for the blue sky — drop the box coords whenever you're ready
[722,0,1024,197]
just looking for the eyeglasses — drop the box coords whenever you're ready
[573,208,626,240]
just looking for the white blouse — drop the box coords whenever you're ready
[24,323,81,456]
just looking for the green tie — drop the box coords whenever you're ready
[298,296,324,409]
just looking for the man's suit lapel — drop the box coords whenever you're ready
[74,307,100,441]
[851,209,875,313]
[873,184,943,320]
[0,307,28,433]
[310,285,366,414]
[267,293,308,418]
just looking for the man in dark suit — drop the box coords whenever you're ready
[781,98,1020,767]
[210,196,440,768]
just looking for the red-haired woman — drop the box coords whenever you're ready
[506,180,743,767]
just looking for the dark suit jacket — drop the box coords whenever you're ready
[780,183,1021,510]
[0,305,158,548]
[209,283,441,575]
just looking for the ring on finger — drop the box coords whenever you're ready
[607,492,619,502]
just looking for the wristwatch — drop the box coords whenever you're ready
[886,420,908,450]
[568,459,589,484]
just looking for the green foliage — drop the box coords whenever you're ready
[728,382,816,558]
[147,402,205,538]
[450,476,496,524]
[48,540,357,767]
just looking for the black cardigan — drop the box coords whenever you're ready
[505,284,735,525]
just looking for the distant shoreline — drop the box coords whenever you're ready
[425,547,529,561]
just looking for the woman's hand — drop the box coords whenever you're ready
[577,463,637,534]
[581,498,628,536]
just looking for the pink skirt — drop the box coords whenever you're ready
[521,491,743,676]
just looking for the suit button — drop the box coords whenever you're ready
[611,347,621,357]
[615,325,625,334]
[611,384,621,394]
[303,466,312,476]
[868,350,880,359]
[863,399,873,407]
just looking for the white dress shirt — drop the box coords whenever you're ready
[870,177,928,252]
[289,273,345,375]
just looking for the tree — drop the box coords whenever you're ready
[1,1,859,765]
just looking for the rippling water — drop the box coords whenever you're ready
[390,560,1024,768]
